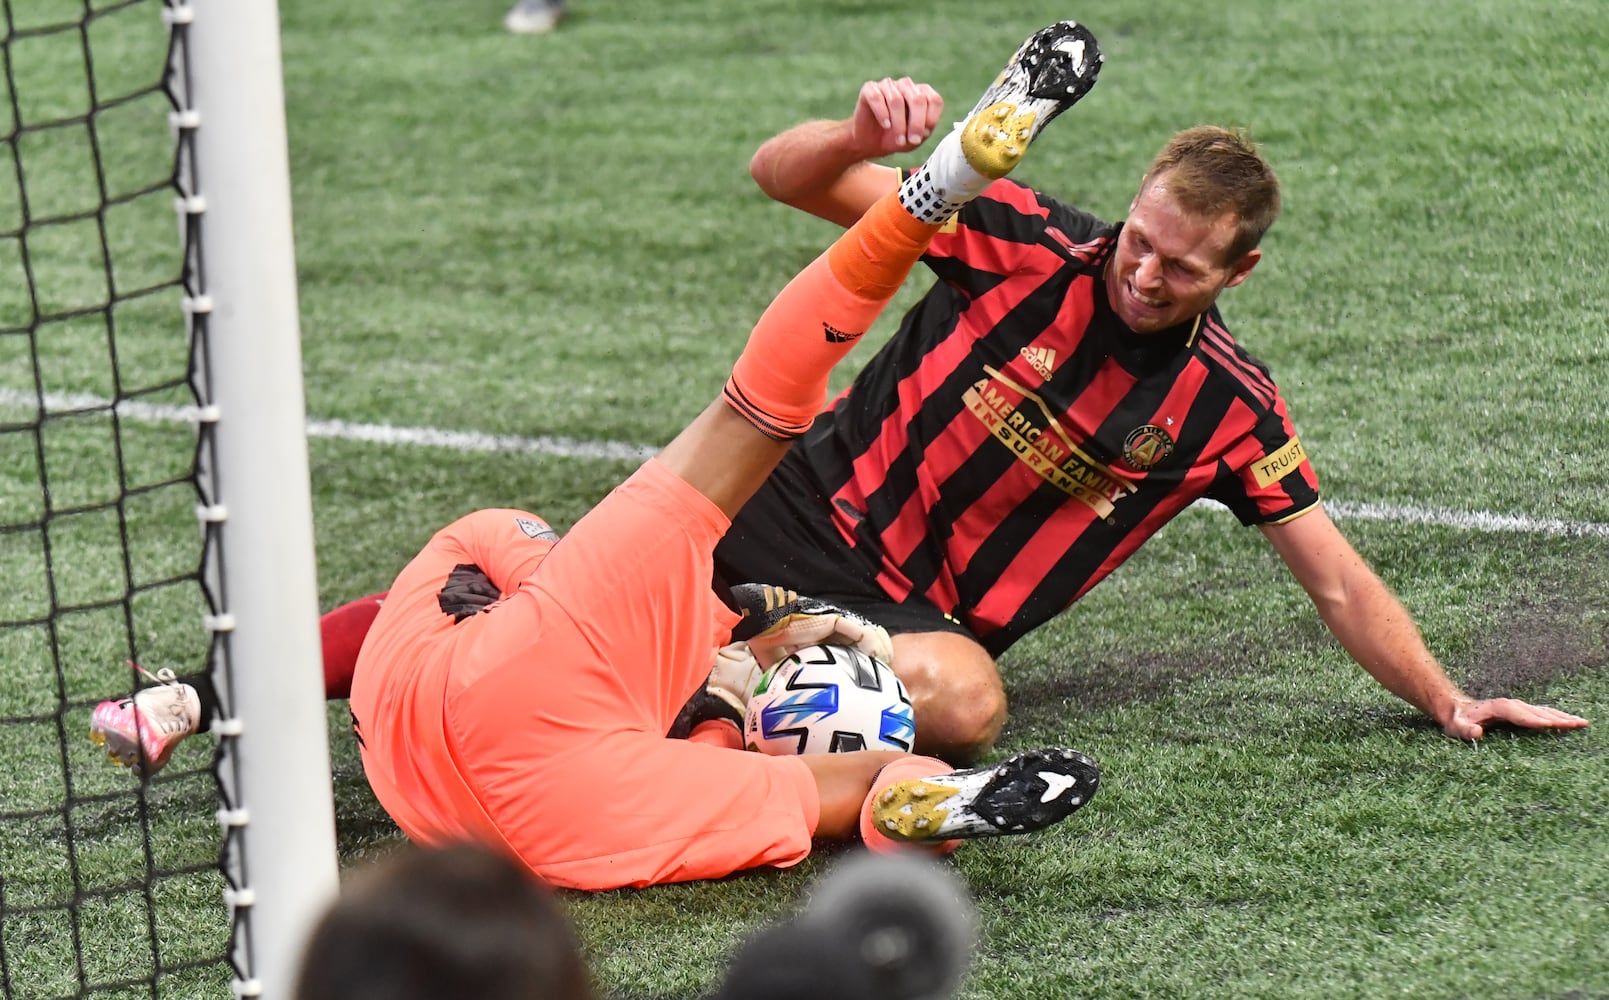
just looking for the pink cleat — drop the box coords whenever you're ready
[90,666,202,777]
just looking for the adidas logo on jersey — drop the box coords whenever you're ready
[1021,346,1057,380]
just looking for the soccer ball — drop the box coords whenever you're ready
[744,643,916,755]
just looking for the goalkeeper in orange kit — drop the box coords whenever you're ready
[93,21,1108,891]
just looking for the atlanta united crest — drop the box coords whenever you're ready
[1122,424,1174,471]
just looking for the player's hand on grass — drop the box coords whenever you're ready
[1442,695,1590,741]
[852,77,943,158]
[437,563,500,622]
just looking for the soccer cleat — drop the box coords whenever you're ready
[897,20,1103,224]
[89,666,202,778]
[872,747,1100,842]
[959,19,1104,179]
[503,0,566,34]
[728,583,894,670]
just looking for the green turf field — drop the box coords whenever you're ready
[3,0,1606,997]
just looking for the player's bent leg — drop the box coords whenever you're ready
[489,732,822,891]
[667,194,953,515]
[677,117,1036,513]
[889,630,1007,766]
[721,195,943,445]
[656,402,794,522]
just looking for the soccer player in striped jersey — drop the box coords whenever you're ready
[715,71,1588,763]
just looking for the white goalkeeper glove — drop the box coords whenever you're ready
[728,583,895,671]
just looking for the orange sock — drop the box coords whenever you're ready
[687,718,744,751]
[826,192,944,299]
[724,191,941,439]
[858,754,961,857]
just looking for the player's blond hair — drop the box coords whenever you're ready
[1140,125,1281,263]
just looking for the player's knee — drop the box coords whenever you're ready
[916,680,1006,765]
[889,632,1006,766]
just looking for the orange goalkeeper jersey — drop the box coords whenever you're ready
[349,459,819,890]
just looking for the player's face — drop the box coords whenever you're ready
[1104,177,1260,334]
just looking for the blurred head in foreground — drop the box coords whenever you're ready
[294,841,593,1000]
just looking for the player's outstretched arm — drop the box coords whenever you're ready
[1261,507,1590,740]
[749,77,942,228]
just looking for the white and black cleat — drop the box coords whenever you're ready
[969,20,1104,125]
[955,20,1104,179]
[873,747,1100,842]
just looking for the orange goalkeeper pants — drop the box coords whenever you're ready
[349,458,819,890]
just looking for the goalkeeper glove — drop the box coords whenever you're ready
[667,642,764,739]
[728,583,894,670]
[437,563,501,622]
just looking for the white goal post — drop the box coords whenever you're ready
[172,0,341,995]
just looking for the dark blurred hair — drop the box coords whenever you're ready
[294,842,594,1000]
[1141,125,1281,262]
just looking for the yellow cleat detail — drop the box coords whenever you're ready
[875,781,963,841]
[959,103,1041,179]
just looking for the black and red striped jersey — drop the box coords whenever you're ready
[795,178,1321,655]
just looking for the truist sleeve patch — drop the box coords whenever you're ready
[1251,436,1307,489]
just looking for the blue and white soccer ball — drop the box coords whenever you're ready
[744,643,916,755]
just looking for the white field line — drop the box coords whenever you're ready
[1316,499,1609,539]
[7,389,1608,538]
[304,416,660,463]
[1,390,659,464]
[1188,497,1609,539]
